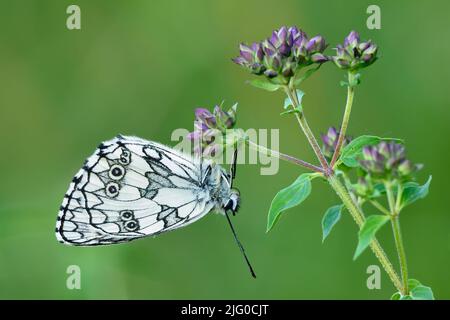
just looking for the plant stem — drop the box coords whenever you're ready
[370,200,391,216]
[284,87,330,171]
[246,139,324,173]
[249,135,403,292]
[385,182,397,215]
[329,175,403,292]
[386,182,409,295]
[281,85,402,292]
[391,216,409,295]
[330,72,356,167]
[395,184,403,213]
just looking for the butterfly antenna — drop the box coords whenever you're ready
[224,210,256,278]
[230,143,238,189]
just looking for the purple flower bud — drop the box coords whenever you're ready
[231,56,246,66]
[233,26,329,82]
[189,103,240,159]
[311,53,328,63]
[278,43,291,56]
[327,127,338,140]
[358,141,420,179]
[288,26,302,42]
[278,26,288,41]
[213,105,236,129]
[269,31,280,47]
[239,43,254,62]
[344,31,360,47]
[333,58,350,68]
[195,108,213,120]
[321,126,351,159]
[332,31,378,71]
[233,42,267,75]
[307,36,327,52]
[358,41,371,52]
[364,43,377,55]
[251,42,264,61]
[262,39,276,57]
[273,53,282,70]
[194,108,216,128]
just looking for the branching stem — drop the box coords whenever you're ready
[246,139,324,173]
[330,72,356,167]
[278,84,403,293]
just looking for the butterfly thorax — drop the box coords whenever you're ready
[202,162,240,215]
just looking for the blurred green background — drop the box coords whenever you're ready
[0,0,449,299]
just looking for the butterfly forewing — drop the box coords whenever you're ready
[56,135,214,246]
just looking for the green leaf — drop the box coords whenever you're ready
[247,79,282,92]
[400,176,432,210]
[392,279,435,300]
[340,135,403,167]
[410,285,434,300]
[267,173,315,232]
[293,64,322,86]
[353,215,390,260]
[408,278,422,291]
[390,292,401,300]
[321,205,343,242]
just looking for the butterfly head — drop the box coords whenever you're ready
[223,188,240,214]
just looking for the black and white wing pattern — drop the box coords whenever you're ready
[56,135,215,246]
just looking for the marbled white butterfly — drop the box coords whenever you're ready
[55,135,255,277]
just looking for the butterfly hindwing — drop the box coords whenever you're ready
[56,135,214,246]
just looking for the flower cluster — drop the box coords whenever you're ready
[321,127,351,159]
[332,31,378,71]
[187,104,237,157]
[233,26,328,83]
[358,141,421,180]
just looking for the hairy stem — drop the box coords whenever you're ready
[284,86,330,171]
[246,139,324,173]
[330,72,356,167]
[329,175,403,292]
